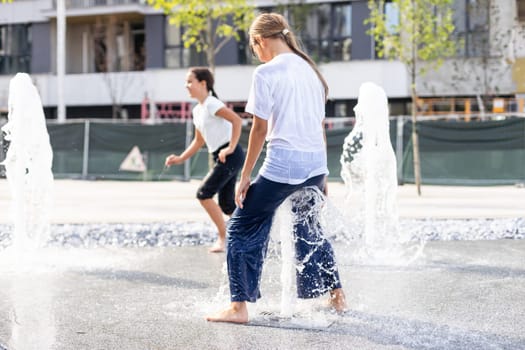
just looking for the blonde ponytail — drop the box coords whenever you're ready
[249,13,329,100]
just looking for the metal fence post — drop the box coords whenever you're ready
[523,116,525,183]
[82,120,90,179]
[184,119,192,181]
[0,119,5,168]
[396,116,405,185]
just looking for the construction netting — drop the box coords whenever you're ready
[0,116,524,185]
[401,117,525,185]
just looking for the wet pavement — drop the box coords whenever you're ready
[0,180,524,349]
[2,180,525,224]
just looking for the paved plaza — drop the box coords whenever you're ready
[0,180,524,349]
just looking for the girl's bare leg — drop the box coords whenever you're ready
[206,301,248,324]
[329,288,347,312]
[199,198,226,252]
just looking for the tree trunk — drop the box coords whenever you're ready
[206,16,215,74]
[410,0,421,196]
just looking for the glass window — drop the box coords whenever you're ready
[131,24,145,71]
[299,2,352,63]
[91,18,144,73]
[236,30,250,65]
[318,4,331,39]
[452,0,489,57]
[452,0,467,32]
[165,22,181,47]
[332,3,352,61]
[164,20,206,68]
[384,2,400,34]
[238,2,353,64]
[467,31,489,57]
[468,0,489,31]
[0,24,31,75]
[239,1,352,63]
[374,1,400,59]
[333,4,351,37]
[165,23,185,68]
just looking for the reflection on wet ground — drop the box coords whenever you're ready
[0,239,524,349]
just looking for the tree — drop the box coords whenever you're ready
[147,0,255,73]
[367,0,456,195]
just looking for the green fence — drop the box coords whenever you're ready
[1,116,524,185]
[401,117,525,185]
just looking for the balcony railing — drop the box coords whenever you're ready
[53,0,145,10]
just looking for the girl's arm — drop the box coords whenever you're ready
[322,119,328,195]
[165,129,205,166]
[235,115,267,208]
[215,106,243,163]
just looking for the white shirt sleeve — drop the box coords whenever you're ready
[205,96,225,116]
[245,70,272,120]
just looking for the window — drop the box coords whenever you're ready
[92,18,145,73]
[331,3,352,61]
[245,3,353,64]
[297,3,352,62]
[236,30,251,65]
[165,22,186,69]
[384,1,400,34]
[0,24,31,75]
[164,21,206,69]
[131,24,145,71]
[374,1,400,59]
[301,4,331,62]
[452,0,490,57]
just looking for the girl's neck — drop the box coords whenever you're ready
[196,92,209,104]
[268,41,293,60]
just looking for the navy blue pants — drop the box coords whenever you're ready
[226,174,342,302]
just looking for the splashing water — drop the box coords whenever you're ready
[0,73,54,253]
[262,187,343,320]
[339,82,424,265]
[157,165,169,180]
[251,85,431,317]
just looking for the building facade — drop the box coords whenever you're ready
[0,0,524,120]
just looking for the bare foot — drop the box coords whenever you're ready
[329,288,347,313]
[206,302,248,324]
[208,240,225,253]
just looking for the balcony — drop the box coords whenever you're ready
[52,0,145,9]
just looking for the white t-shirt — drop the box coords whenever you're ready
[192,96,232,153]
[245,53,328,184]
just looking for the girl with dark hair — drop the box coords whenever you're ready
[165,67,244,253]
[206,13,346,323]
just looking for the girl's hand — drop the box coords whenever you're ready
[218,147,233,163]
[165,154,183,167]
[235,175,251,209]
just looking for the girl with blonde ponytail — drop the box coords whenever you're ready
[207,13,346,324]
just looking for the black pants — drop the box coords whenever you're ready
[196,143,244,215]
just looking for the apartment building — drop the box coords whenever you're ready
[0,0,524,120]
